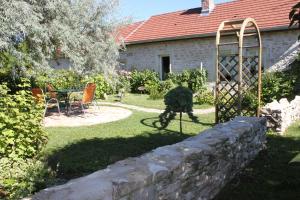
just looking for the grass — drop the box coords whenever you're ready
[215,120,300,200]
[43,110,215,180]
[101,93,213,110]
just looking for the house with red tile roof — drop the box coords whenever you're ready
[118,0,299,81]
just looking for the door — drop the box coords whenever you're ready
[161,56,170,80]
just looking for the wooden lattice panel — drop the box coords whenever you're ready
[215,18,262,123]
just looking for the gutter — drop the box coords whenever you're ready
[125,25,298,46]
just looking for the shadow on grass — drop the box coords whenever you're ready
[45,130,190,180]
[140,117,214,129]
[214,125,300,200]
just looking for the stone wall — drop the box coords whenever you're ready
[261,96,300,134]
[28,117,267,200]
[120,30,298,81]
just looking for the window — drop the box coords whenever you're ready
[161,56,170,80]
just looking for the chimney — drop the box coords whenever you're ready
[202,0,215,14]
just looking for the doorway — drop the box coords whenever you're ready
[161,56,170,80]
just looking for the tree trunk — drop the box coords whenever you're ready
[179,111,182,134]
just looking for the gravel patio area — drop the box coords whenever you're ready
[44,106,132,127]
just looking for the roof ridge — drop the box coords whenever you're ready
[124,20,148,41]
[142,0,237,18]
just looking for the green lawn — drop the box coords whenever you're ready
[43,110,215,180]
[215,120,300,200]
[101,93,213,110]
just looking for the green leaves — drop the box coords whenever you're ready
[159,86,198,133]
[289,2,300,40]
[0,79,47,159]
[168,68,208,93]
[130,70,160,93]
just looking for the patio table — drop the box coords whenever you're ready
[54,88,83,115]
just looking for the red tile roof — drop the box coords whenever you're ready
[120,0,298,44]
[116,21,144,43]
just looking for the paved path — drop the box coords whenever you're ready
[44,106,132,127]
[99,102,215,115]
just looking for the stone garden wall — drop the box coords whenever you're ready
[261,96,300,134]
[29,117,267,200]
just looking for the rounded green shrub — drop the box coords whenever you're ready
[159,86,198,133]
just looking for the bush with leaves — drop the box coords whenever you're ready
[159,86,198,133]
[195,87,215,105]
[261,72,295,104]
[116,70,132,93]
[86,74,113,99]
[0,158,56,200]
[145,79,175,100]
[0,41,32,94]
[168,68,207,92]
[130,70,160,93]
[34,70,85,91]
[0,80,47,159]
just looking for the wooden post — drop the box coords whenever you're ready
[179,111,183,134]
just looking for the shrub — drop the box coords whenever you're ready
[145,79,175,100]
[0,80,47,159]
[188,68,207,92]
[195,87,215,105]
[116,70,132,93]
[34,70,84,90]
[130,70,160,93]
[261,72,295,104]
[0,158,56,200]
[168,68,207,93]
[86,74,113,99]
[159,86,198,133]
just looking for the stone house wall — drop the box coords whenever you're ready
[119,30,298,81]
[29,117,267,200]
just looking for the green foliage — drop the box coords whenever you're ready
[159,86,198,133]
[34,70,85,90]
[289,2,300,40]
[195,87,215,105]
[242,90,259,112]
[145,79,175,100]
[261,72,295,104]
[86,74,113,99]
[130,70,160,93]
[116,70,131,93]
[0,79,47,159]
[0,0,120,75]
[0,41,32,93]
[0,158,56,200]
[168,68,207,92]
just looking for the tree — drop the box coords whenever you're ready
[289,2,300,39]
[159,86,198,134]
[0,0,121,76]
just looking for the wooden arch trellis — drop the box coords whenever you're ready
[215,18,262,123]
